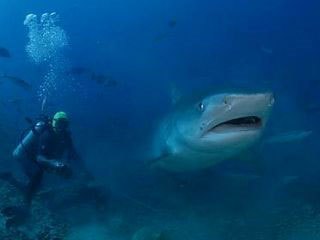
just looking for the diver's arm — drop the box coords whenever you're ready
[36,155,72,178]
[36,128,68,169]
[36,155,56,166]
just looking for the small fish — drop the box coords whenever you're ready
[168,19,177,28]
[25,117,33,125]
[91,73,118,87]
[7,98,23,104]
[91,73,109,84]
[0,74,32,91]
[65,66,91,76]
[0,47,10,58]
[265,130,313,144]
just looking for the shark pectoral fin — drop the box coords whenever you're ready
[263,130,313,145]
[221,172,262,187]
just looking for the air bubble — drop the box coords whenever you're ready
[24,12,69,105]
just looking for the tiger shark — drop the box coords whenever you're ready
[151,92,275,172]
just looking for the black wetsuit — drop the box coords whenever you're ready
[0,121,92,228]
[20,124,80,206]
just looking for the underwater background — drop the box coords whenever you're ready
[0,0,320,239]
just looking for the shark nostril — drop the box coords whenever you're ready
[223,97,233,111]
[223,96,229,105]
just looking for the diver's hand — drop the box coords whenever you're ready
[50,160,73,178]
[37,156,72,178]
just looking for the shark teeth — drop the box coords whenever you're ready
[209,116,262,133]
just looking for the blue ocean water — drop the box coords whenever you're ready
[0,0,319,239]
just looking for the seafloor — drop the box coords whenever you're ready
[0,173,320,240]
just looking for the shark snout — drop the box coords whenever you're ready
[259,93,275,108]
[267,93,275,107]
[251,93,275,108]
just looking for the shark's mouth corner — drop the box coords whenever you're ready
[208,116,262,133]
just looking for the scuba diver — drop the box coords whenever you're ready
[1,111,91,228]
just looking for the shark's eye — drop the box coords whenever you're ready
[198,102,205,112]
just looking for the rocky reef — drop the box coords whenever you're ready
[0,179,109,240]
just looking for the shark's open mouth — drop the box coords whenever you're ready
[209,116,262,133]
